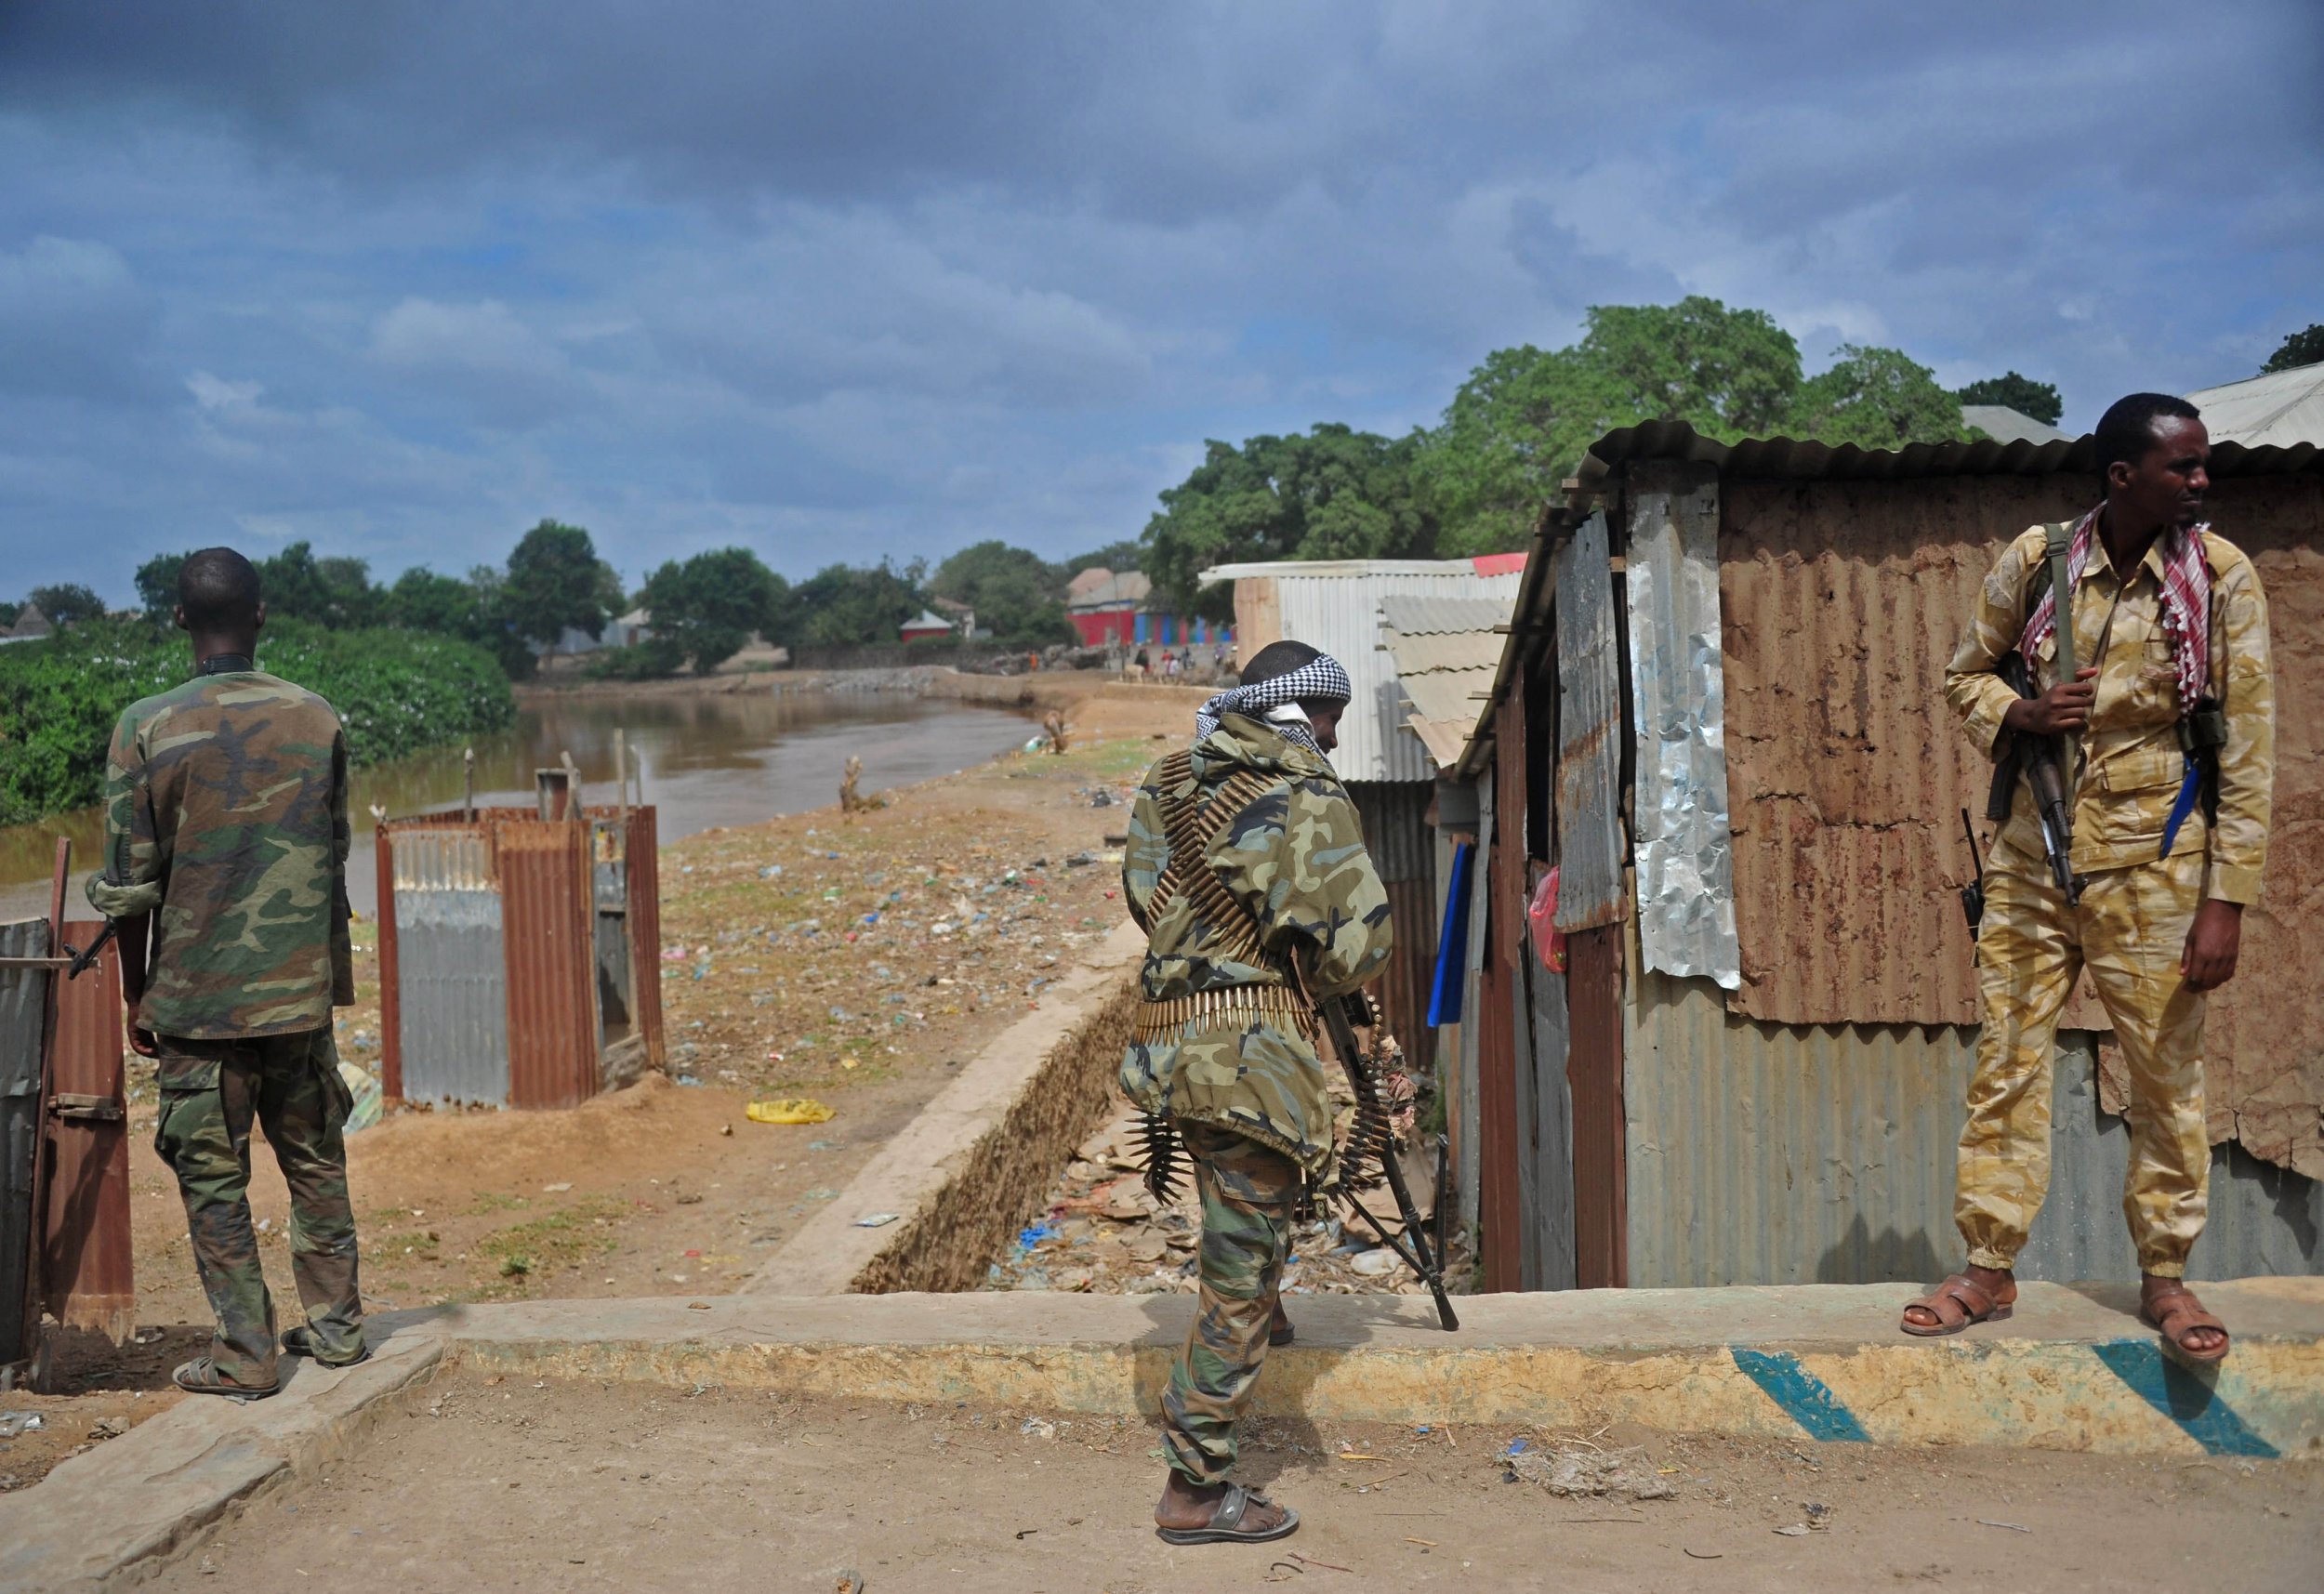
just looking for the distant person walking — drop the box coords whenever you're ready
[88,547,367,1398]
[1910,394,2274,1362]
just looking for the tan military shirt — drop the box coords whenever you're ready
[1945,522,2274,902]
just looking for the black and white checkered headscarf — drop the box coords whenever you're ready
[1194,652,1353,758]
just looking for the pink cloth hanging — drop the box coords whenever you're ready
[1527,866,1566,972]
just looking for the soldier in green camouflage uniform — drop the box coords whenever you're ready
[87,548,365,1398]
[1123,641,1393,1545]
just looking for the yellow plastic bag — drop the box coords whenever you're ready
[745,1098,835,1126]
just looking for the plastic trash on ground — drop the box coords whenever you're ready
[746,1098,837,1125]
[337,1060,384,1134]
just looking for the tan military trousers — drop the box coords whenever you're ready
[1958,839,2210,1277]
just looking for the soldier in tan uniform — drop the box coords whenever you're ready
[1911,394,2274,1361]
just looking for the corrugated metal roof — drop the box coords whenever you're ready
[2185,360,2324,449]
[1400,667,1496,727]
[1380,629,1503,677]
[1961,404,2069,445]
[1378,595,1511,636]
[1576,416,2322,488]
[1206,560,1521,782]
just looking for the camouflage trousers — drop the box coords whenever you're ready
[153,1029,364,1385]
[1161,1121,1301,1485]
[1959,842,2210,1278]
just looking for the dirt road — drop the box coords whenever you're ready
[5,687,1192,1489]
[142,1375,2324,1593]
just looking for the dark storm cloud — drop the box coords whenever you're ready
[0,0,2317,599]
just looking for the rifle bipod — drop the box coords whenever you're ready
[1318,997,1459,1331]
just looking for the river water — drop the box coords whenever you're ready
[0,687,1039,923]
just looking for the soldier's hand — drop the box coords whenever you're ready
[2182,899,2243,992]
[124,1002,158,1058]
[2004,666,2099,735]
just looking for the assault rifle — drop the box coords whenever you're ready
[1315,994,1460,1332]
[1987,652,2087,907]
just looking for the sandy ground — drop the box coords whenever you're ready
[139,1375,2324,1593]
[5,687,1194,1490]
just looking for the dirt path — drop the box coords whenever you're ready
[6,690,1191,1490]
[141,1376,2324,1592]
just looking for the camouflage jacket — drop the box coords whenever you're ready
[1945,524,2274,901]
[86,667,354,1039]
[1118,713,1393,1174]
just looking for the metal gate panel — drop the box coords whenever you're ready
[43,922,132,1339]
[0,920,46,1372]
[625,807,667,1069]
[500,824,600,1110]
[393,828,510,1107]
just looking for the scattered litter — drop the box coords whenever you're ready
[1976,1519,2032,1534]
[746,1099,836,1125]
[833,1570,865,1594]
[854,1213,902,1228]
[1348,1247,1398,1277]
[1505,1439,1530,1456]
[687,1301,711,1311]
[1682,1548,1723,1561]
[337,1060,384,1134]
[1019,1417,1056,1439]
[90,1416,129,1439]
[542,1182,573,1193]
[1016,1219,1061,1252]
[0,1413,43,1438]
[1774,1524,1810,1536]
[1506,1444,1677,1502]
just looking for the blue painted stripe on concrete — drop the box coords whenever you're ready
[2089,1339,2279,1458]
[1730,1348,1871,1443]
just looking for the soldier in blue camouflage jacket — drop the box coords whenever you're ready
[1123,641,1393,1547]
[87,548,365,1398]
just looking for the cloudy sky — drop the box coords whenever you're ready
[3,1,2317,601]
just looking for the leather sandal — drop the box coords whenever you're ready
[1900,1272,2015,1337]
[1269,1305,1294,1348]
[1155,1483,1300,1547]
[171,1356,279,1400]
[2142,1284,2230,1364]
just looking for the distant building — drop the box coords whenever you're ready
[1,602,52,642]
[1064,567,1224,652]
[899,609,957,643]
[2187,360,2324,448]
[1961,404,2069,445]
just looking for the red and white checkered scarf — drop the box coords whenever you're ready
[2017,506,2211,705]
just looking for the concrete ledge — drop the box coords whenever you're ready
[745,920,1143,1296]
[447,1279,2324,1459]
[0,1332,444,1588]
[5,1281,2319,1584]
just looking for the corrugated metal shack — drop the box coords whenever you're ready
[1453,421,2324,1291]
[1202,559,1525,1085]
[377,803,667,1109]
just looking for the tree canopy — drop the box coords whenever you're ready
[1957,371,2063,426]
[788,560,928,647]
[1063,540,1144,577]
[1143,424,1437,616]
[2262,323,2324,375]
[501,520,614,649]
[638,547,791,674]
[1414,296,1968,554]
[929,541,1072,642]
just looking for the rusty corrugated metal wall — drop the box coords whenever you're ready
[1475,686,1525,1291]
[0,919,46,1372]
[1347,781,1435,1085]
[1624,961,2324,1286]
[500,823,601,1110]
[624,806,667,1070]
[1718,470,2324,1178]
[1552,511,1625,932]
[43,923,132,1339]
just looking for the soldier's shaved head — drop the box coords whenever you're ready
[178,547,263,635]
[1239,640,1326,689]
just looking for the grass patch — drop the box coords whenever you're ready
[473,1197,627,1289]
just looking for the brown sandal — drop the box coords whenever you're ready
[2141,1284,2230,1364]
[1900,1272,2015,1337]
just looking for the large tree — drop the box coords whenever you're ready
[2262,323,2324,374]
[1144,424,1437,616]
[1957,371,2064,426]
[786,560,928,647]
[638,547,791,674]
[929,541,1072,642]
[500,520,612,649]
[1418,297,1805,555]
[1063,539,1145,577]
[1793,345,1972,452]
[255,543,383,629]
[134,552,188,624]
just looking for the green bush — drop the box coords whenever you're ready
[0,617,516,825]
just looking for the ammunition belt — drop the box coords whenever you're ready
[1133,983,1312,1043]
